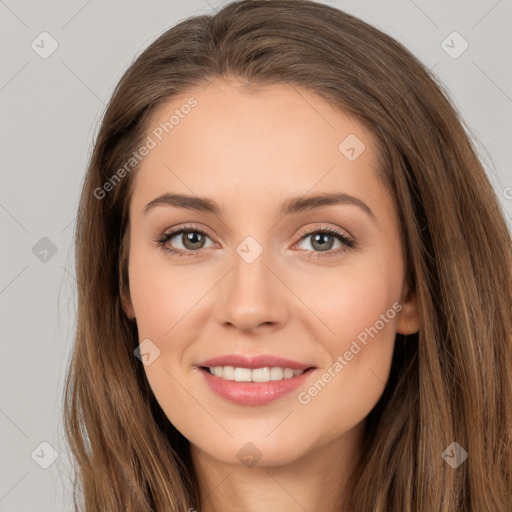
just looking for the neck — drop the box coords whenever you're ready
[190,421,365,512]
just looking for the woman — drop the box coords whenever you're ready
[63,0,512,510]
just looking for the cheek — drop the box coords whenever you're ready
[127,242,203,339]
[291,255,402,349]
[290,257,401,425]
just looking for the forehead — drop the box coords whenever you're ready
[130,77,387,219]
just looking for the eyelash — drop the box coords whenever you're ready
[154,223,357,259]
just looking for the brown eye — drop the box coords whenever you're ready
[174,230,207,250]
[295,227,356,258]
[156,225,215,257]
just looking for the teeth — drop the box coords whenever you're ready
[234,367,252,382]
[270,367,283,380]
[251,367,270,382]
[208,366,305,382]
[283,368,294,379]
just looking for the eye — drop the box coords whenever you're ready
[293,226,356,258]
[155,224,215,257]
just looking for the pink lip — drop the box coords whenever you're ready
[196,354,314,370]
[195,354,316,406]
[198,367,315,406]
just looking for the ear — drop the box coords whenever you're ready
[396,283,421,335]
[118,228,135,320]
[121,288,136,320]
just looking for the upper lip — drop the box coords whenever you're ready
[196,354,315,370]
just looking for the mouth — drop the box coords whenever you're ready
[196,355,317,406]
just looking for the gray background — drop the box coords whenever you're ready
[1,0,511,510]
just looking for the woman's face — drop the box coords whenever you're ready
[122,77,420,468]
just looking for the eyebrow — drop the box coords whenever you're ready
[143,192,376,221]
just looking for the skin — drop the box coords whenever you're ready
[122,77,421,512]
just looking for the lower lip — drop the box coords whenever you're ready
[198,367,315,406]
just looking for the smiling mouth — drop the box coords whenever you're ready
[199,365,315,383]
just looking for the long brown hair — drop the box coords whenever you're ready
[63,1,512,510]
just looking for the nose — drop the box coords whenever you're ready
[216,249,290,333]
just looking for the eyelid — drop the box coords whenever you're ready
[160,222,215,238]
[294,224,353,241]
